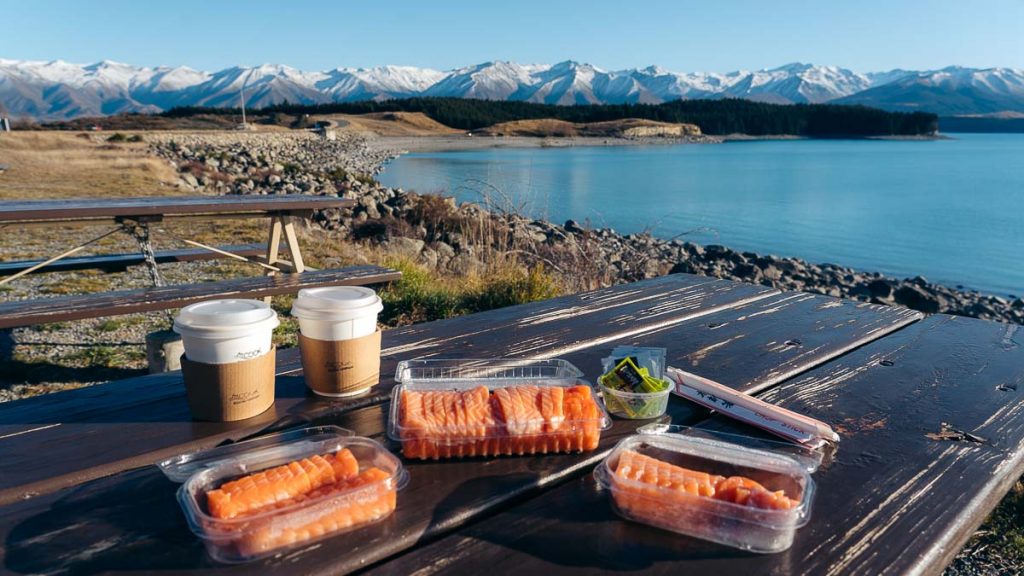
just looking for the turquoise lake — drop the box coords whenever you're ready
[377,134,1024,296]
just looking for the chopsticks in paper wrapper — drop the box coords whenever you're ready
[666,367,840,448]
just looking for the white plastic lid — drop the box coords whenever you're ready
[291,287,382,321]
[295,287,379,311]
[173,299,279,337]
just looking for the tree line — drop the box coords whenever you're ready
[162,97,939,137]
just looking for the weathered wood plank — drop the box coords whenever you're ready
[0,195,353,225]
[373,315,1023,576]
[0,265,401,329]
[0,290,920,575]
[0,274,772,502]
[0,243,267,276]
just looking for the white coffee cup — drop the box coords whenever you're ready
[173,299,280,364]
[290,286,382,340]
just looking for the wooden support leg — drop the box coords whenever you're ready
[282,216,306,274]
[264,216,283,304]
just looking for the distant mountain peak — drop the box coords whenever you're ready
[2,58,1022,120]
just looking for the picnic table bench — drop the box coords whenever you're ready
[1,272,1022,575]
[0,195,398,333]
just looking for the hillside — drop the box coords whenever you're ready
[323,112,463,136]
[479,118,702,138]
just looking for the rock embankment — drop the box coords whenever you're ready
[151,132,1024,326]
[149,131,397,196]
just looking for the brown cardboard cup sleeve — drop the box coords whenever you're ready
[181,346,276,422]
[299,330,381,396]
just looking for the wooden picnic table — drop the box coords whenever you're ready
[0,195,354,280]
[1,272,1022,575]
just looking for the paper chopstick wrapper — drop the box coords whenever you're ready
[667,366,839,447]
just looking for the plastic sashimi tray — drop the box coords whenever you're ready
[389,358,610,459]
[594,432,815,553]
[164,426,408,563]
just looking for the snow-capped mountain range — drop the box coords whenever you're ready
[1,58,1022,120]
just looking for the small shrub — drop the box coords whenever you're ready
[379,258,462,325]
[377,258,562,326]
[106,132,127,142]
[126,134,144,143]
[282,162,301,175]
[465,264,562,312]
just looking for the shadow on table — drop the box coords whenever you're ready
[0,373,329,425]
[3,468,213,574]
[420,473,765,572]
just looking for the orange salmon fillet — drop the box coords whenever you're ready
[399,384,603,459]
[609,450,800,523]
[237,467,397,557]
[206,449,360,519]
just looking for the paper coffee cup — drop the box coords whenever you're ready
[291,287,383,396]
[173,299,280,365]
[181,346,276,421]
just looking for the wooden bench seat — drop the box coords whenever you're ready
[0,244,267,276]
[0,265,400,329]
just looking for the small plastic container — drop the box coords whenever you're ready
[597,352,672,420]
[598,379,671,419]
[594,431,815,553]
[162,426,408,563]
[388,358,611,459]
[173,299,280,364]
[290,286,382,340]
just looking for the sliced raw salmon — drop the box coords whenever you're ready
[615,450,723,497]
[714,476,797,510]
[206,449,360,519]
[237,467,397,557]
[398,384,604,459]
[609,450,800,523]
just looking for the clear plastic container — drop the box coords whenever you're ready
[594,431,815,553]
[598,380,672,419]
[389,358,610,459]
[164,426,409,563]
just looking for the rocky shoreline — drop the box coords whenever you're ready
[151,132,1023,326]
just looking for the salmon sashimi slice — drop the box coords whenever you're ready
[206,449,360,519]
[539,386,565,432]
[493,386,543,436]
[237,467,397,557]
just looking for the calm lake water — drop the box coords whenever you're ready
[378,134,1024,296]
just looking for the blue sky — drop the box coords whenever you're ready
[3,0,1023,72]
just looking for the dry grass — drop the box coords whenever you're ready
[0,131,269,262]
[0,132,180,200]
